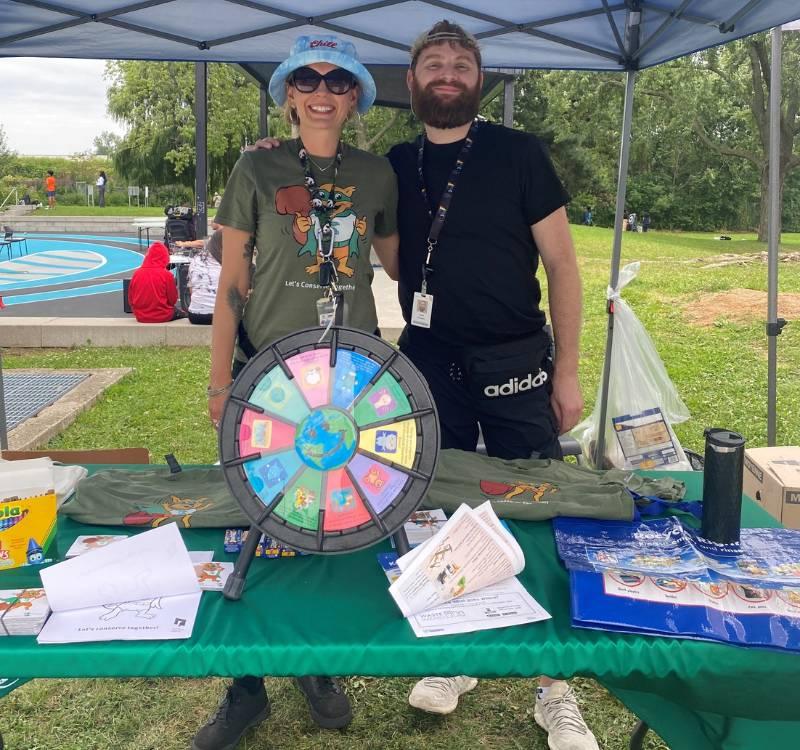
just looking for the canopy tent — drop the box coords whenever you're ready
[1,0,798,69]
[1,4,799,746]
[1,0,797,456]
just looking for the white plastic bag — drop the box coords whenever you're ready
[0,457,87,507]
[572,262,692,470]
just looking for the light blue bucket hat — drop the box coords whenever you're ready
[269,35,376,115]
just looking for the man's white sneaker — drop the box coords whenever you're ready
[533,681,600,750]
[408,676,478,715]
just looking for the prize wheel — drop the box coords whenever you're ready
[219,327,439,553]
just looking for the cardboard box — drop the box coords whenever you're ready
[1,448,150,464]
[743,447,800,529]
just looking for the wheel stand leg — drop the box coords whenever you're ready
[223,527,262,601]
[629,720,649,750]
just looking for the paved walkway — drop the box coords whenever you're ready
[0,267,404,347]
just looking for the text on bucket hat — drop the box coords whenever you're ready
[269,35,376,115]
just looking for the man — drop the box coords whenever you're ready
[386,21,595,750]
[44,170,56,209]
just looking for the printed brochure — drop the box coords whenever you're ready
[385,502,550,636]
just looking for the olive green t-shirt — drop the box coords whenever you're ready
[215,141,398,353]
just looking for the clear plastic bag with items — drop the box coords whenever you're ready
[572,262,692,470]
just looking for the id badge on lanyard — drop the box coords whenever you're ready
[411,291,433,328]
[317,290,344,327]
[411,119,480,328]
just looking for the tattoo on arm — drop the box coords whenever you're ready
[226,286,246,321]
[243,235,255,261]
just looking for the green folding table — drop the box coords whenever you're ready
[1,468,798,750]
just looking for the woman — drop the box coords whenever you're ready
[184,228,222,325]
[96,171,107,207]
[175,222,223,325]
[195,34,399,750]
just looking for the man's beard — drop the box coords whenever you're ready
[411,77,481,129]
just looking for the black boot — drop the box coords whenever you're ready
[295,676,353,729]
[192,679,270,750]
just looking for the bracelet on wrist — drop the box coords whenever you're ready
[207,382,233,398]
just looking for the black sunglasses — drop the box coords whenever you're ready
[289,66,356,95]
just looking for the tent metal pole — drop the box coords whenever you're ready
[503,78,515,127]
[195,62,208,239]
[0,349,8,450]
[767,26,784,446]
[594,69,636,466]
[259,84,269,138]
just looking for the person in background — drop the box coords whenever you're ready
[44,171,56,209]
[582,206,592,226]
[642,211,651,232]
[175,224,223,325]
[96,171,107,207]
[213,191,222,208]
[127,241,186,323]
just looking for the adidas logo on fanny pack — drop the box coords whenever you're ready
[483,370,548,397]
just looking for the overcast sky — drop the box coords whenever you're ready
[0,58,126,156]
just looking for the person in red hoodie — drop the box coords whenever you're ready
[128,241,186,323]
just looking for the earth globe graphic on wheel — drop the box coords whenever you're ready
[295,407,358,471]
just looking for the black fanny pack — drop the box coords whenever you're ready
[462,330,552,400]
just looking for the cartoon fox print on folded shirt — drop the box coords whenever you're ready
[275,182,367,279]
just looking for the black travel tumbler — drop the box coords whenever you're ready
[700,428,746,545]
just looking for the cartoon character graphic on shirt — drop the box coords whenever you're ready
[479,480,557,503]
[122,495,214,528]
[275,182,366,278]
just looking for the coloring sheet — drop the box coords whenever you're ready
[37,524,201,643]
[37,593,202,644]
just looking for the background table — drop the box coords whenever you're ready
[131,218,166,250]
[1,468,798,750]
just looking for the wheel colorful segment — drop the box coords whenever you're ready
[219,327,440,553]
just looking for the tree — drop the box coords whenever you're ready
[93,130,121,156]
[689,33,800,240]
[0,124,15,176]
[106,61,261,190]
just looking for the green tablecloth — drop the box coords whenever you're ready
[1,467,799,749]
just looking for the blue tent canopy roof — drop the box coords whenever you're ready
[1,1,799,70]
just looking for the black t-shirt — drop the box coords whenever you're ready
[387,122,570,354]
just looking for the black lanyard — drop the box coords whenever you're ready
[298,139,344,289]
[417,118,481,293]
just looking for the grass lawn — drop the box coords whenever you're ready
[29,206,217,217]
[3,226,799,749]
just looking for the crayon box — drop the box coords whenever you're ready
[0,492,57,571]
